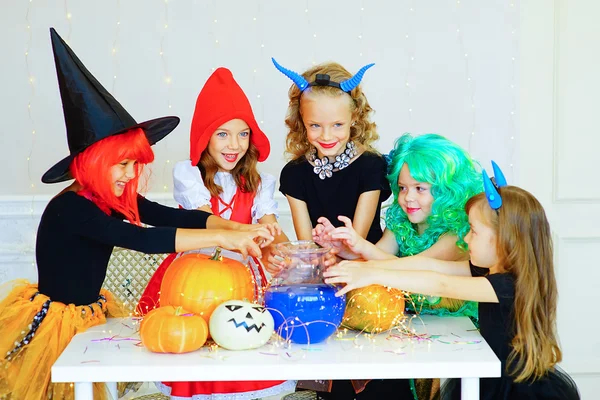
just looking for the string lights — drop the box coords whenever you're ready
[253,0,265,126]
[211,0,218,73]
[111,0,121,94]
[358,0,365,58]
[508,0,517,176]
[25,0,37,270]
[25,2,36,194]
[306,0,317,65]
[160,0,173,192]
[64,0,72,41]
[454,0,477,154]
[403,1,416,129]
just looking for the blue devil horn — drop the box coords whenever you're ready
[272,58,309,91]
[340,63,375,92]
[483,169,502,210]
[491,160,507,187]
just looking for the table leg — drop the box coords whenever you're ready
[461,377,479,400]
[107,382,118,399]
[74,382,94,400]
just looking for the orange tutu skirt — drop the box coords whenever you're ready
[0,280,126,400]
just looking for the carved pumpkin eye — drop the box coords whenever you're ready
[253,306,266,313]
[225,305,243,312]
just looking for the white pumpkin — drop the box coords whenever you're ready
[209,300,274,350]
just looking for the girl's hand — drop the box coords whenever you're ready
[241,222,282,239]
[323,260,377,297]
[217,228,273,258]
[312,217,338,247]
[327,216,368,258]
[263,244,286,274]
[313,216,357,259]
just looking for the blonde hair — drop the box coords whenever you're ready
[284,62,379,160]
[466,188,561,382]
[198,141,261,197]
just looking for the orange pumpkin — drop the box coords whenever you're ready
[160,249,255,323]
[140,306,208,353]
[342,285,406,333]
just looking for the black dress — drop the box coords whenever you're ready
[279,152,391,244]
[438,264,580,400]
[36,191,211,305]
[282,154,411,398]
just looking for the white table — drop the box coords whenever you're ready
[52,315,500,400]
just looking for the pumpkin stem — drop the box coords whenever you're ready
[210,247,223,261]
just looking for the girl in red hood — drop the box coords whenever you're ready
[140,67,295,400]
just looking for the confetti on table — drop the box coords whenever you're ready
[438,340,481,345]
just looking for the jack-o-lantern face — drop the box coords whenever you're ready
[209,300,274,350]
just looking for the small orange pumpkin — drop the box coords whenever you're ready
[342,285,406,333]
[160,249,255,323]
[140,306,208,353]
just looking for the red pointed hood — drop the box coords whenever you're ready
[189,68,270,165]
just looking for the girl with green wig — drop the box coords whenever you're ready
[314,132,483,319]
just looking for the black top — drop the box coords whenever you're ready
[36,191,211,306]
[440,264,579,399]
[279,152,391,244]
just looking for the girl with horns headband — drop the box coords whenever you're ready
[0,29,275,400]
[273,58,391,247]
[273,59,407,399]
[324,162,580,400]
[139,67,296,400]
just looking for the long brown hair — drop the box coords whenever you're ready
[198,141,261,197]
[466,188,561,382]
[284,62,379,160]
[70,128,154,225]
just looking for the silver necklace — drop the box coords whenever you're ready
[308,141,357,180]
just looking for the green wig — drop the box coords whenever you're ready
[385,133,483,256]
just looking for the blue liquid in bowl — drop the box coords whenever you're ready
[264,284,346,344]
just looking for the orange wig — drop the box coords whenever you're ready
[70,128,154,225]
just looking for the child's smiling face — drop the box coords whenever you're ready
[207,119,250,172]
[397,163,434,231]
[301,92,354,159]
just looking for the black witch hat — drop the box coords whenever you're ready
[42,28,180,183]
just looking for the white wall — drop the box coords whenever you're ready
[7,0,599,398]
[520,0,600,397]
[0,0,518,196]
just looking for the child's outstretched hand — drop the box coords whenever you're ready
[263,244,286,275]
[312,217,338,247]
[327,216,368,259]
[239,222,281,239]
[313,216,359,260]
[323,260,377,297]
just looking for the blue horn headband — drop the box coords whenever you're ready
[272,58,375,93]
[483,160,507,210]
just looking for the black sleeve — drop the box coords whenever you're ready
[279,160,306,201]
[485,273,515,303]
[137,196,210,228]
[62,193,178,254]
[359,153,392,200]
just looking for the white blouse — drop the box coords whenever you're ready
[172,160,279,223]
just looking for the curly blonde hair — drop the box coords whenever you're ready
[284,62,379,160]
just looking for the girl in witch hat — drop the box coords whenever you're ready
[323,162,580,400]
[0,28,275,400]
[142,67,296,400]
